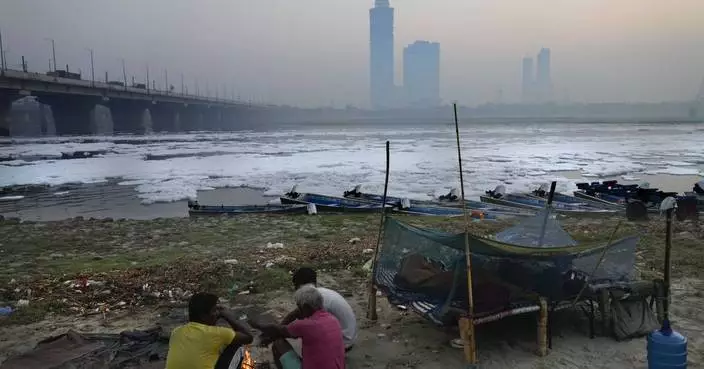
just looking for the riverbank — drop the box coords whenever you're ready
[0,183,275,221]
[1,214,703,367]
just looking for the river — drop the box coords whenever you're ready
[1,120,703,220]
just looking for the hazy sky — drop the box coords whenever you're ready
[1,0,703,107]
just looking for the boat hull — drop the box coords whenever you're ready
[281,193,389,213]
[343,191,530,217]
[188,204,308,216]
[480,194,617,217]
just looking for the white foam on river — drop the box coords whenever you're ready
[1,122,703,204]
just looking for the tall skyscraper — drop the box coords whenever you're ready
[536,48,552,102]
[403,41,441,107]
[369,0,395,109]
[521,57,534,103]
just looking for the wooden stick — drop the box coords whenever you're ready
[663,208,673,322]
[538,181,557,246]
[367,140,390,321]
[537,297,548,356]
[453,103,477,365]
[569,220,623,307]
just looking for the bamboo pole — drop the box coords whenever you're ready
[453,103,477,366]
[663,207,673,322]
[367,141,390,321]
[537,297,548,356]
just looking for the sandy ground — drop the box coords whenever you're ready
[1,214,702,368]
[2,271,701,369]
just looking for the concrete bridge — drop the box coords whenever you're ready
[0,69,269,136]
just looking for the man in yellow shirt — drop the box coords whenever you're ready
[166,293,253,369]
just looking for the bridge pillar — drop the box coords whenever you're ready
[0,94,18,137]
[204,107,225,131]
[38,95,99,135]
[181,107,205,132]
[230,106,260,130]
[109,99,150,134]
[150,103,183,133]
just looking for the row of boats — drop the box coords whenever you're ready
[187,180,704,219]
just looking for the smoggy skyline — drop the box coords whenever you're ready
[1,0,703,108]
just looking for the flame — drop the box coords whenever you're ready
[241,346,255,369]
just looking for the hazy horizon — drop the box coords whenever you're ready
[2,0,703,107]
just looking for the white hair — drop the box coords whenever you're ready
[294,285,324,311]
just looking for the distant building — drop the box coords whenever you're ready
[369,0,395,109]
[536,48,552,102]
[403,41,441,107]
[521,57,534,103]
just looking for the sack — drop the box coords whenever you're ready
[611,296,659,341]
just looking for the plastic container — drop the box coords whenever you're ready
[647,323,687,369]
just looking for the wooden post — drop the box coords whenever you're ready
[663,208,673,321]
[367,141,390,321]
[453,103,477,366]
[538,181,557,246]
[599,289,611,336]
[537,297,548,356]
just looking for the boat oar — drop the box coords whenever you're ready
[367,141,390,321]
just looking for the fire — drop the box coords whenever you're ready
[241,346,255,369]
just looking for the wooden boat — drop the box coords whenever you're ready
[480,193,617,216]
[527,191,622,210]
[573,190,629,207]
[280,192,390,213]
[392,205,501,219]
[187,202,308,216]
[343,188,530,217]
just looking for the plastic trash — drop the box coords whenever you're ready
[0,306,13,316]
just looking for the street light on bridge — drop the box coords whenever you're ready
[145,63,150,93]
[120,58,127,90]
[85,48,95,86]
[0,28,6,73]
[44,38,57,72]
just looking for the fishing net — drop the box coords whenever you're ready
[494,209,577,247]
[374,217,639,320]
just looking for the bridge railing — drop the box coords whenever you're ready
[0,68,253,106]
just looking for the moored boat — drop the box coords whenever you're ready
[392,205,499,219]
[480,190,617,217]
[187,201,309,216]
[343,186,531,217]
[281,191,390,213]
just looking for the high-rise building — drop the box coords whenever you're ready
[403,41,441,107]
[521,57,534,103]
[536,48,552,102]
[369,0,395,109]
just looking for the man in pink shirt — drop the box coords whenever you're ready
[249,285,345,369]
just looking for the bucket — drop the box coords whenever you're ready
[647,324,687,369]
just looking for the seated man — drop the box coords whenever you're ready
[281,268,357,351]
[166,293,253,369]
[250,286,345,369]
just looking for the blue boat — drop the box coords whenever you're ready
[393,205,499,219]
[280,192,390,213]
[342,187,528,217]
[480,193,617,216]
[527,190,622,210]
[187,202,309,216]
